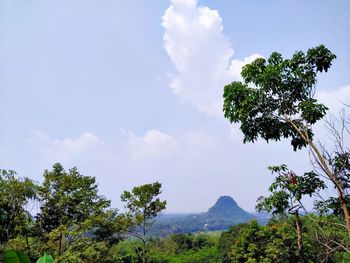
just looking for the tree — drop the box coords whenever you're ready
[36,163,111,256]
[54,208,128,263]
[218,223,247,263]
[256,165,325,262]
[223,45,350,235]
[224,220,299,262]
[0,169,37,251]
[121,182,166,263]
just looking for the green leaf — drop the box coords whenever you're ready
[342,252,350,263]
[3,250,31,263]
[36,254,54,263]
[16,252,31,263]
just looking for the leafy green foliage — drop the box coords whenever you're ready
[36,163,111,234]
[121,182,166,241]
[146,233,220,263]
[315,197,350,217]
[113,240,139,262]
[122,182,166,223]
[0,169,37,250]
[256,165,327,262]
[165,246,219,263]
[223,44,350,237]
[218,223,247,262]
[340,252,350,263]
[256,165,325,215]
[1,163,348,262]
[218,215,348,262]
[31,163,125,261]
[223,45,335,150]
[219,220,298,262]
[331,152,350,191]
[3,250,31,263]
[36,253,54,263]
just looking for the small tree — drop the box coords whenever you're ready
[223,45,350,235]
[121,182,166,263]
[256,165,325,262]
[0,169,37,251]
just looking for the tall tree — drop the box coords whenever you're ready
[36,163,111,256]
[121,182,167,263]
[222,45,350,234]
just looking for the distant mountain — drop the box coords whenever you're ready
[200,196,253,230]
[152,196,268,236]
[206,196,251,219]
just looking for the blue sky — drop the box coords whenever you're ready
[1,0,349,212]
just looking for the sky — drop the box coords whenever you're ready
[1,0,350,213]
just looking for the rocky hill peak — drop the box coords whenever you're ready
[207,196,250,218]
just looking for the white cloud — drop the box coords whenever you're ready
[126,129,179,159]
[162,0,261,116]
[29,129,217,163]
[28,132,103,163]
[316,85,350,114]
[125,129,221,161]
[26,128,296,212]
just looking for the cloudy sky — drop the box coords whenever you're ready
[1,0,350,213]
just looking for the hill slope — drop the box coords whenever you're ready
[206,196,251,220]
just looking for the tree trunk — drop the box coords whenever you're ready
[142,207,147,263]
[16,209,30,252]
[58,233,62,256]
[25,234,30,251]
[141,239,147,263]
[308,140,350,237]
[339,191,350,235]
[295,212,305,263]
[287,118,350,236]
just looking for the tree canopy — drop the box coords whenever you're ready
[223,45,336,150]
[223,45,350,236]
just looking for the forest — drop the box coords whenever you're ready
[1,46,350,262]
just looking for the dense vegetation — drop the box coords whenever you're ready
[1,45,350,262]
[0,164,166,262]
[218,216,349,262]
[1,168,348,263]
